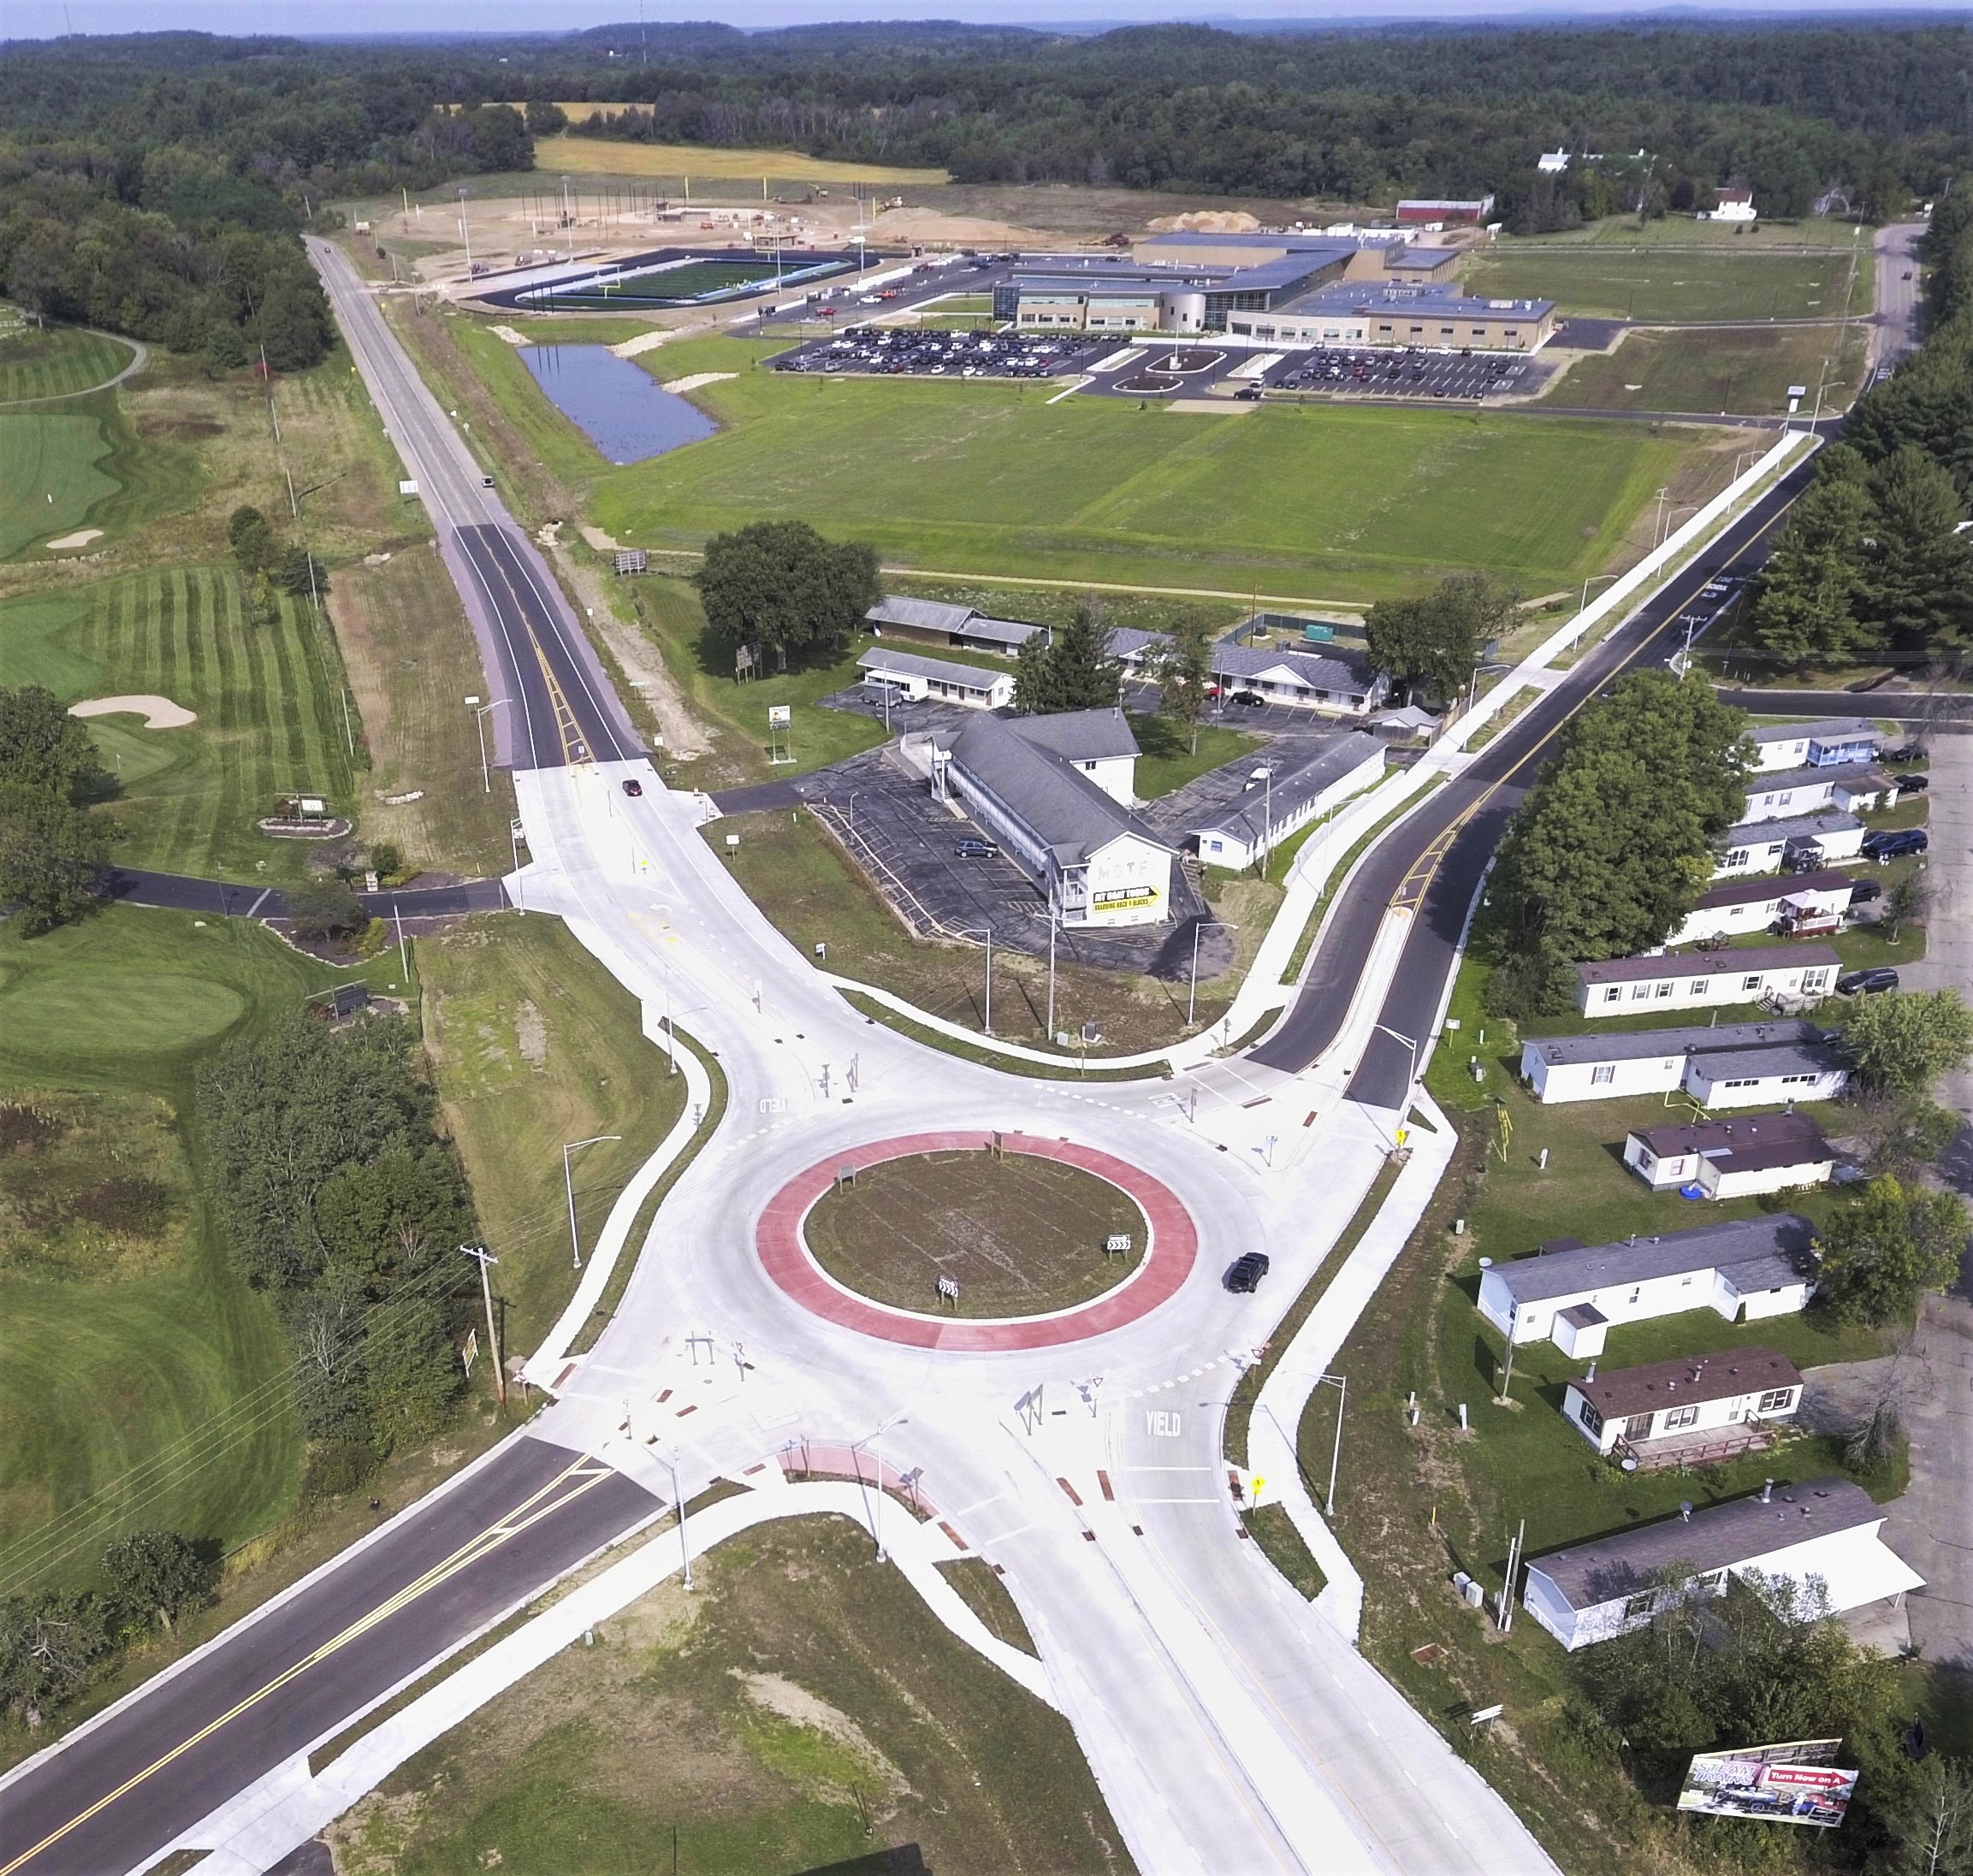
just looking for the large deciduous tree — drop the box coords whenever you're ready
[1364,573,1517,707]
[1816,1175,1967,1327]
[695,521,879,671]
[1840,987,1973,1096]
[1485,672,1748,1016]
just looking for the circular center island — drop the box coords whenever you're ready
[802,1145,1146,1320]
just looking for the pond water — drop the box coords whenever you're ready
[518,345,718,465]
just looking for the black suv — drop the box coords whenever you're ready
[1226,1252,1271,1293]
[1862,829,1929,862]
[1836,967,1899,996]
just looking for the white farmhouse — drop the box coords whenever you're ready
[1477,1212,1820,1355]
[1575,944,1838,1016]
[1562,1346,1803,1465]
[1621,1110,1834,1199]
[1523,1478,1923,1651]
[1518,1019,1838,1105]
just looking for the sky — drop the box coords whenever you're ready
[9,0,1972,33]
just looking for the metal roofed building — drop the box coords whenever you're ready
[856,647,1014,712]
[1716,809,1865,876]
[1622,1110,1834,1200]
[863,594,1047,654]
[1396,196,1496,223]
[936,713,1175,927]
[1746,719,1887,773]
[1228,281,1555,352]
[1477,1212,1821,1351]
[1575,944,1839,1016]
[1561,1346,1804,1465]
[1189,731,1386,870]
[1522,1478,1923,1650]
[1519,1018,1829,1104]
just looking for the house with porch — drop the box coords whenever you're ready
[1562,1346,1804,1467]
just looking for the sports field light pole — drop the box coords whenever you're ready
[468,696,509,793]
[563,1134,621,1271]
[959,926,994,1033]
[1188,920,1237,1029]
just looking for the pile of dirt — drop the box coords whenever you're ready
[1146,210,1264,234]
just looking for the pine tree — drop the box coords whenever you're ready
[1747,476,1878,671]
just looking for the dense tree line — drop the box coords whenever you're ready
[196,1013,479,1471]
[1484,672,1750,1016]
[0,685,112,934]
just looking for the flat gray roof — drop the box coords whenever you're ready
[1528,1478,1878,1610]
[1192,732,1383,842]
[1577,944,1837,986]
[1523,1020,1822,1068]
[1686,1042,1846,1082]
[1489,1212,1817,1308]
[856,647,1007,690]
[1723,810,1863,848]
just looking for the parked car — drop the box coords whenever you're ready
[1898,772,1930,792]
[954,837,998,857]
[1226,1252,1271,1293]
[1848,878,1883,905]
[1886,742,1929,765]
[621,778,643,797]
[1234,385,1264,400]
[1863,828,1929,861]
[1229,691,1266,709]
[1837,967,1899,996]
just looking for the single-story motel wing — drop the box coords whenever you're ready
[857,647,1014,712]
[1190,731,1386,870]
[1478,1213,1819,1355]
[1523,1477,1923,1650]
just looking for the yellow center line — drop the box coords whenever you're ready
[3,1453,614,1876]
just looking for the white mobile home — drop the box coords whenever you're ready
[1747,719,1886,774]
[1519,1020,1827,1104]
[1715,813,1865,877]
[1740,763,1896,825]
[1622,1111,1834,1199]
[1684,1041,1849,1110]
[857,648,1015,712]
[1575,946,1837,1017]
[1563,1346,1803,1462]
[1671,871,1853,946]
[1477,1213,1819,1350]
[1523,1478,1923,1651]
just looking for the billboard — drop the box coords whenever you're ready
[1678,1739,1857,1829]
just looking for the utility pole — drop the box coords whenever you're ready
[1045,879,1059,1040]
[461,1245,504,1402]
[1499,1518,1526,1633]
[563,1135,621,1270]
[394,901,410,983]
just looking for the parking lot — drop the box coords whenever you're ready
[1254,344,1551,403]
[770,323,1109,381]
[798,748,1229,981]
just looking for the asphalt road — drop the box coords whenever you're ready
[0,1435,660,1876]
[309,239,641,774]
[1252,453,1821,1100]
[99,868,507,920]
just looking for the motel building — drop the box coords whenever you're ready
[1562,1346,1804,1469]
[1522,1479,1923,1651]
[1620,1110,1835,1201]
[1476,1213,1820,1357]
[1574,945,1839,1017]
[1518,1019,1849,1107]
[856,648,1014,712]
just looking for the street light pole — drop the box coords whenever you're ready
[661,1446,693,1590]
[469,697,510,793]
[852,1414,909,1561]
[562,1134,621,1270]
[1045,877,1060,1040]
[960,927,993,1033]
[1188,920,1237,1029]
[1580,571,1620,615]
[458,188,472,276]
[1374,1021,1421,1095]
[1313,1373,1347,1512]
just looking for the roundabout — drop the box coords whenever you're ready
[755,1130,1199,1351]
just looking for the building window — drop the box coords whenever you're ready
[1623,1591,1655,1619]
[1656,982,1674,999]
[1604,988,1622,1003]
[1626,1287,1641,1304]
[1691,981,1710,997]
[1632,985,1651,1001]
[1578,1399,1604,1435]
[1662,1405,1700,1430]
[1591,1064,1615,1086]
[1742,974,1763,991]
[1803,970,1828,992]
[1757,1388,1795,1414]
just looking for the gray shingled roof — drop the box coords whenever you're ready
[960,616,1045,648]
[1577,944,1837,986]
[1748,719,1886,748]
[1694,870,1851,911]
[1007,709,1141,763]
[1489,1212,1817,1308]
[1723,810,1863,849]
[866,595,975,634]
[1210,641,1375,693]
[945,714,1169,867]
[1524,1021,1822,1069]
[1528,1479,1878,1610]
[856,647,1009,691]
[1751,762,1893,798]
[1567,1346,1803,1423]
[1191,732,1384,842]
[1686,1042,1847,1083]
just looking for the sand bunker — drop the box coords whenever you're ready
[45,529,104,551]
[68,695,198,730]
[661,372,736,394]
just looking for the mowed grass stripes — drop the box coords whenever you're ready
[0,566,356,881]
[0,324,133,404]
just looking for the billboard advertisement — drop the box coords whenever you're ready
[1678,1739,1857,1829]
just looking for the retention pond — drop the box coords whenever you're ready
[518,345,717,465]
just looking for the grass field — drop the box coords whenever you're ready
[1545,323,1869,415]
[0,323,134,405]
[421,915,687,1358]
[1499,216,1873,251]
[1128,711,1265,799]
[0,567,358,882]
[1465,246,1869,323]
[591,369,1711,601]
[804,1148,1142,1315]
[531,132,950,186]
[332,1512,1129,1876]
[0,908,409,1598]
